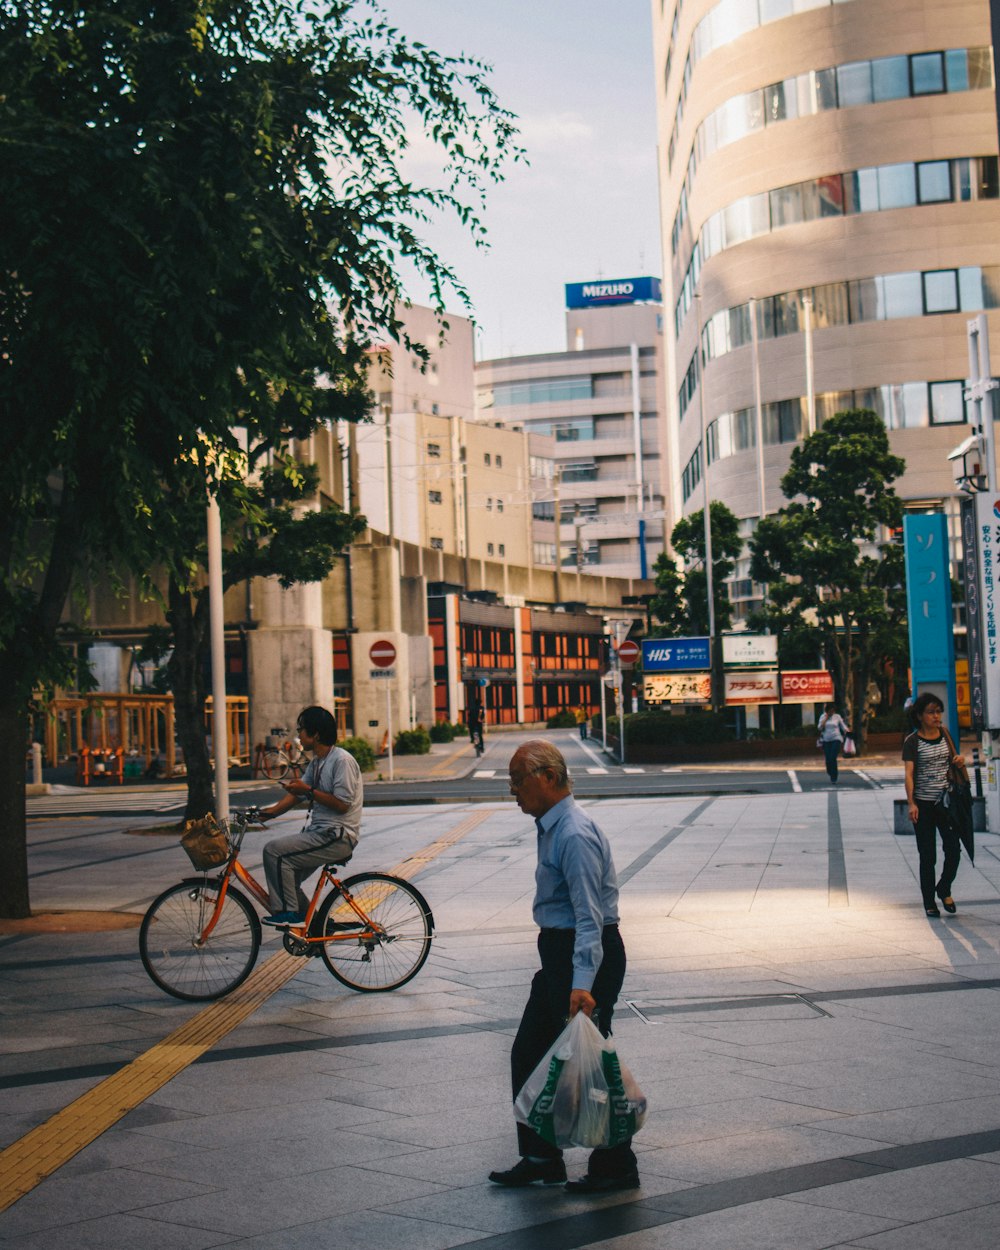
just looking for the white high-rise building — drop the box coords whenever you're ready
[475,279,671,582]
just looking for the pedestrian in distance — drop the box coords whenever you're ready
[468,700,485,757]
[257,705,363,925]
[817,702,851,784]
[903,692,966,917]
[489,739,638,1195]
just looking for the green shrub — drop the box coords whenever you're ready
[610,710,735,745]
[339,735,376,772]
[395,726,432,755]
[546,710,578,729]
[429,720,455,743]
[868,705,909,734]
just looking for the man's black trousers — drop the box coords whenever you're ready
[511,924,636,1173]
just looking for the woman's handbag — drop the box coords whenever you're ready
[514,1012,647,1149]
[180,814,230,870]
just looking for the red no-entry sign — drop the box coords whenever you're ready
[617,640,640,664]
[369,639,397,668]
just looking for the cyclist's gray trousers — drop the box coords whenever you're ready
[263,826,355,914]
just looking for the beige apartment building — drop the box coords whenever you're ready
[475,282,672,581]
[653,0,1000,614]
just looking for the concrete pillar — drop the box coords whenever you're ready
[248,580,333,750]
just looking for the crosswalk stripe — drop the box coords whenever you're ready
[586,767,609,775]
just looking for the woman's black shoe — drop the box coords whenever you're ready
[925,905,941,917]
[936,888,957,914]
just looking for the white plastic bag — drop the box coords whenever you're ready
[843,734,857,757]
[513,1012,647,1149]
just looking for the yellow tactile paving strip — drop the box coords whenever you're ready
[0,808,493,1213]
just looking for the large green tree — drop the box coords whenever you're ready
[0,0,520,917]
[749,409,906,750]
[650,501,742,637]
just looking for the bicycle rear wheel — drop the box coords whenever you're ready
[260,748,290,780]
[316,872,433,992]
[139,881,260,1000]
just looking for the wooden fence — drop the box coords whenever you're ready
[43,694,250,778]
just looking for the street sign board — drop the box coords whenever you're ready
[369,668,395,680]
[617,640,640,664]
[369,639,397,668]
[780,670,835,703]
[642,637,710,671]
[722,634,777,667]
[724,671,780,705]
[643,672,711,703]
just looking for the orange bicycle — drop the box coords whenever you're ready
[139,807,433,1002]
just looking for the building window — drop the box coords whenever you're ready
[499,543,505,557]
[484,453,491,465]
[487,542,494,555]
[486,497,492,511]
[428,490,442,504]
[427,442,441,458]
[923,270,959,314]
[929,381,966,424]
[496,454,503,468]
[430,537,444,550]
[497,499,504,513]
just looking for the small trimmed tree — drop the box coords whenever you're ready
[749,409,906,751]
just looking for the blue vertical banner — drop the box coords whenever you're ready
[904,514,958,737]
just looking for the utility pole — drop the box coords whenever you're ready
[694,294,717,711]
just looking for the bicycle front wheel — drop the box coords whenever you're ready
[139,881,261,1001]
[316,872,433,992]
[260,748,290,780]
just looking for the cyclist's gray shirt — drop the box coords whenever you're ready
[302,747,363,845]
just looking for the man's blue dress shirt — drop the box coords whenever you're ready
[533,795,620,992]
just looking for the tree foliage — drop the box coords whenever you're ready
[749,409,906,746]
[0,0,521,916]
[650,501,742,637]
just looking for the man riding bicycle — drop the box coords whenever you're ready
[257,705,363,925]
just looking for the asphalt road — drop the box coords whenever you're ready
[25,729,900,818]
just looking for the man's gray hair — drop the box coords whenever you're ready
[519,739,570,789]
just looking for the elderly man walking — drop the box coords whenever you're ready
[489,739,638,1194]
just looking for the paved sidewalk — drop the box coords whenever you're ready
[3,788,1000,1248]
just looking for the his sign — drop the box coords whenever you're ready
[642,637,710,671]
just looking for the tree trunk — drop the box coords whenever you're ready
[166,582,214,821]
[0,683,31,918]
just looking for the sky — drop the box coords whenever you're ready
[377,1,662,361]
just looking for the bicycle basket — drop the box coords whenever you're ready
[180,814,230,870]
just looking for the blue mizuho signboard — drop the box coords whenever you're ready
[642,637,710,672]
[904,513,958,737]
[565,276,662,309]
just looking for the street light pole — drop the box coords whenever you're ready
[206,493,229,822]
[694,295,717,711]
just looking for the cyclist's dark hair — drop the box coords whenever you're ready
[297,705,338,745]
[911,692,944,719]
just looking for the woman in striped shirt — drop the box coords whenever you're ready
[902,693,966,917]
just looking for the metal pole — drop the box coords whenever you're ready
[969,313,998,491]
[386,681,394,781]
[694,295,716,710]
[750,297,766,519]
[207,493,229,821]
[803,294,815,437]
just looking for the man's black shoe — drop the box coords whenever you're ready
[564,1169,640,1194]
[488,1157,566,1187]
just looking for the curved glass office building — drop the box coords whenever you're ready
[653,0,999,613]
